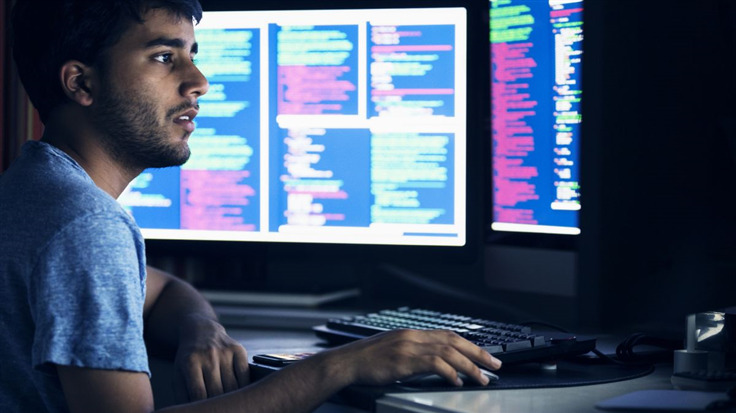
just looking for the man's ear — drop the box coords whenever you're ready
[59,61,96,107]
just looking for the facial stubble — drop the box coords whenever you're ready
[91,80,193,171]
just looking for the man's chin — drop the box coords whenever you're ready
[138,147,191,169]
[164,140,191,166]
[163,149,191,168]
[173,151,191,167]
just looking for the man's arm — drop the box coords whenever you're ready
[143,265,250,400]
[58,328,501,413]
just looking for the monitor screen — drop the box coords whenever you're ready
[489,0,582,236]
[118,4,469,247]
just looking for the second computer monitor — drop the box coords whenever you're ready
[490,0,583,236]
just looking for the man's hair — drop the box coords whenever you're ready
[11,0,203,122]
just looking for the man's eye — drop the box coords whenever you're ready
[154,53,173,63]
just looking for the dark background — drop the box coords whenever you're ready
[580,0,736,330]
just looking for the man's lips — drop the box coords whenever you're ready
[173,108,199,133]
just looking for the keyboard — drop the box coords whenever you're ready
[313,307,596,365]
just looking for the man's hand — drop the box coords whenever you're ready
[323,329,502,387]
[174,315,250,402]
[143,266,250,402]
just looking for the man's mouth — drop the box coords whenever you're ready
[173,108,199,133]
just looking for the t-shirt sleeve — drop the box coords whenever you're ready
[28,212,150,376]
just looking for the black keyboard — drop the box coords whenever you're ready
[313,307,596,365]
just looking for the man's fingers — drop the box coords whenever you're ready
[219,353,239,393]
[427,330,502,371]
[233,346,251,387]
[420,355,465,386]
[341,328,503,387]
[389,330,501,386]
[424,342,484,385]
[202,357,225,397]
[432,331,501,385]
[176,338,250,399]
[182,362,207,401]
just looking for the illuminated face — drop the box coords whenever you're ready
[90,8,209,170]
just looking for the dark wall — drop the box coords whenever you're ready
[585,0,736,329]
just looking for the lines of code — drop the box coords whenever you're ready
[491,0,582,233]
[371,132,454,224]
[181,170,256,231]
[182,28,261,231]
[369,25,456,117]
[275,25,359,115]
[277,128,371,228]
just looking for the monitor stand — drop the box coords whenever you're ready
[200,287,360,308]
[148,253,362,308]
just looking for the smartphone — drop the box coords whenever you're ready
[252,352,315,367]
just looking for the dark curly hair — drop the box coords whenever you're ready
[11,0,203,122]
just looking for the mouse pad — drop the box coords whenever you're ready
[395,360,654,391]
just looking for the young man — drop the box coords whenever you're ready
[0,1,501,412]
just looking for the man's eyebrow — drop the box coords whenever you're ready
[144,37,199,54]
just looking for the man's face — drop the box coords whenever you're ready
[91,8,209,170]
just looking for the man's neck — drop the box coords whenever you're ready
[42,111,141,199]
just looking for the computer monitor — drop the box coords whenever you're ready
[117,0,487,294]
[484,0,586,326]
[489,0,582,237]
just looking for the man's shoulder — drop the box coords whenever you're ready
[0,141,139,250]
[3,141,124,214]
[4,140,93,189]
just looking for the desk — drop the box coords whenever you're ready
[151,319,677,413]
[376,366,673,413]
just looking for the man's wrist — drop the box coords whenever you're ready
[308,347,358,390]
[177,313,223,343]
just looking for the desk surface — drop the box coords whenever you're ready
[151,310,680,413]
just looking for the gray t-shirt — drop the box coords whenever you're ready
[0,141,149,413]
